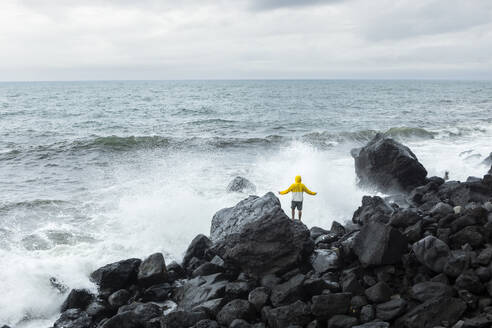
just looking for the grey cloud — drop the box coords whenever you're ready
[248,0,345,11]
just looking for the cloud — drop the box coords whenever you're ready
[248,0,345,11]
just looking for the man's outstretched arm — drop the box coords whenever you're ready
[303,184,317,195]
[279,184,293,195]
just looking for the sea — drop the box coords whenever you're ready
[1,80,491,327]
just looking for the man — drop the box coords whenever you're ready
[279,175,317,221]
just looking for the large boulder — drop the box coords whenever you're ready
[182,234,213,271]
[226,176,256,193]
[351,134,427,193]
[352,196,394,225]
[210,192,284,242]
[211,195,313,277]
[138,252,168,287]
[412,236,450,273]
[174,273,228,311]
[90,258,141,293]
[395,297,466,328]
[216,299,255,327]
[60,289,94,312]
[353,221,407,267]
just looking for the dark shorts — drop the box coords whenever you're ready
[291,201,303,210]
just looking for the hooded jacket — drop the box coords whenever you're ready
[279,175,316,202]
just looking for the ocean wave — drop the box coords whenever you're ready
[0,199,69,213]
[0,126,472,162]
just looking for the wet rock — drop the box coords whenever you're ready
[270,273,306,307]
[216,299,255,327]
[230,319,252,328]
[310,226,330,240]
[310,249,339,273]
[352,196,394,225]
[403,221,422,243]
[353,323,389,328]
[364,281,392,303]
[395,297,466,328]
[102,303,161,328]
[443,250,470,277]
[477,247,492,265]
[389,208,420,228]
[263,300,312,328]
[225,281,253,300]
[53,309,91,328]
[449,226,484,249]
[412,236,450,273]
[210,192,283,242]
[175,273,228,310]
[351,134,428,193]
[353,221,407,267]
[192,262,224,278]
[455,271,483,294]
[226,176,256,193]
[327,315,358,328]
[359,304,375,323]
[108,289,130,309]
[311,293,351,318]
[410,282,454,302]
[430,202,454,217]
[138,252,167,287]
[248,287,270,311]
[211,198,312,277]
[341,272,364,295]
[193,319,220,328]
[376,298,407,321]
[86,300,111,323]
[161,310,209,328]
[142,282,173,301]
[183,234,213,271]
[331,221,346,236]
[90,258,141,293]
[60,289,94,312]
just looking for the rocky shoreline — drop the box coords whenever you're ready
[9,134,492,328]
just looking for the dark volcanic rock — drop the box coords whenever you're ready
[90,258,141,293]
[248,287,270,311]
[182,234,213,271]
[60,289,94,312]
[395,297,466,328]
[142,282,173,301]
[311,293,351,318]
[161,310,209,328]
[211,196,312,277]
[175,273,228,310]
[353,221,407,267]
[137,252,167,287]
[270,273,306,307]
[412,236,450,273]
[210,192,283,242]
[376,298,407,321]
[108,289,131,309]
[353,323,389,328]
[327,315,358,328]
[310,249,339,273]
[351,134,428,193]
[53,309,91,328]
[216,299,255,327]
[352,196,394,225]
[364,281,392,303]
[410,282,454,302]
[226,176,256,193]
[263,300,312,328]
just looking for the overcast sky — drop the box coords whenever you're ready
[1,0,492,80]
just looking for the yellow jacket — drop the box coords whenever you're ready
[280,175,316,201]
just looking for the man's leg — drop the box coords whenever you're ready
[291,208,295,220]
[298,210,302,221]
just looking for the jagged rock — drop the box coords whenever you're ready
[270,274,306,307]
[263,301,312,328]
[303,278,335,296]
[314,232,339,245]
[90,258,141,293]
[455,271,483,294]
[310,249,339,273]
[364,281,392,303]
[443,250,470,277]
[161,310,209,328]
[310,226,330,240]
[376,298,407,321]
[230,319,252,328]
[142,282,172,301]
[182,235,213,271]
[352,196,394,225]
[192,262,224,278]
[175,273,228,310]
[410,282,454,302]
[225,281,252,300]
[60,289,94,312]
[449,226,484,248]
[359,304,375,323]
[403,220,422,243]
[211,196,312,277]
[353,323,389,328]
[351,134,428,193]
[353,221,407,267]
[395,297,466,328]
[327,315,358,328]
[86,300,111,323]
[108,289,130,309]
[341,272,364,295]
[412,236,450,273]
[430,202,454,217]
[389,208,420,228]
[138,252,167,287]
[248,287,270,311]
[331,221,346,236]
[216,299,255,327]
[193,319,220,328]
[226,176,256,193]
[311,293,351,318]
[102,303,161,328]
[210,192,283,242]
[53,309,91,328]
